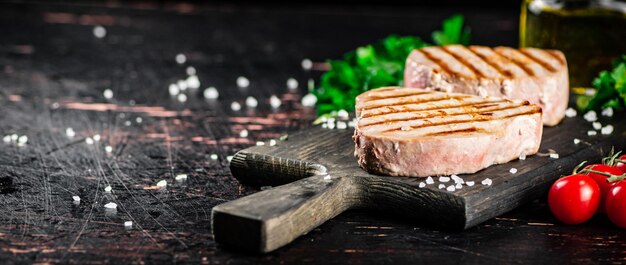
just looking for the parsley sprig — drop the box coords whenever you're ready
[577,55,626,111]
[312,14,471,116]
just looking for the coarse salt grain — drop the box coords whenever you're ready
[237,76,250,88]
[136,117,142,123]
[270,95,282,108]
[425,177,434,184]
[481,178,492,186]
[175,174,188,181]
[210,154,218,160]
[177,93,187,103]
[419,182,426,188]
[17,135,27,144]
[269,139,277,146]
[327,121,336,129]
[519,153,527,160]
[103,89,113,99]
[446,185,456,192]
[85,137,94,145]
[124,120,131,126]
[301,93,317,107]
[438,184,445,189]
[186,75,201,89]
[509,168,518,174]
[72,196,80,202]
[3,135,10,143]
[105,145,113,153]
[168,84,180,96]
[156,180,167,187]
[104,202,117,209]
[227,156,233,162]
[588,130,597,136]
[455,183,463,189]
[601,107,614,117]
[323,175,331,180]
[301,59,313,70]
[439,176,450,183]
[124,221,133,228]
[245,96,258,108]
[66,128,75,138]
[93,26,106,38]
[574,138,581,144]
[239,129,249,138]
[550,153,559,159]
[256,141,265,146]
[337,121,347,129]
[93,134,100,142]
[583,111,597,122]
[10,134,17,141]
[601,125,614,135]
[175,54,186,64]
[104,185,112,193]
[337,109,350,120]
[564,108,577,118]
[348,121,356,127]
[186,66,196,76]
[177,79,188,91]
[287,78,299,89]
[592,122,602,130]
[230,102,241,111]
[466,181,475,187]
[203,87,219,99]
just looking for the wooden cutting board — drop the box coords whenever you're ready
[212,114,625,253]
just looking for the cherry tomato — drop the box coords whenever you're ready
[583,164,623,213]
[548,174,600,224]
[614,154,626,174]
[606,181,626,228]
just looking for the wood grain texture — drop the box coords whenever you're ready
[215,115,626,252]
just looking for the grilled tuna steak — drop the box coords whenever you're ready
[353,87,543,177]
[404,45,568,126]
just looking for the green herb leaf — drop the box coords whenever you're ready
[580,55,626,111]
[313,15,470,116]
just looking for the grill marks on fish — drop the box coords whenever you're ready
[356,87,541,137]
[414,45,562,81]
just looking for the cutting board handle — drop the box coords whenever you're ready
[212,175,360,253]
[229,151,328,186]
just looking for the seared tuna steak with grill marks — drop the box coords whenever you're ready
[404,45,568,126]
[353,87,543,177]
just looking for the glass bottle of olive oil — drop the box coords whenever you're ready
[520,0,626,87]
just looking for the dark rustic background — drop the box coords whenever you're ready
[0,1,624,264]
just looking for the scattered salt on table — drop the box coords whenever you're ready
[2,135,10,143]
[588,130,597,136]
[438,184,445,189]
[549,153,559,159]
[245,96,258,108]
[519,153,527,160]
[17,135,28,144]
[509,168,518,174]
[93,26,106,38]
[236,76,250,88]
[168,84,180,96]
[230,102,242,111]
[446,185,456,192]
[601,107,614,117]
[175,53,186,64]
[227,156,233,162]
[438,176,450,183]
[93,134,100,142]
[583,111,597,122]
[270,95,282,108]
[186,66,196,76]
[104,185,112,193]
[455,183,463,189]
[175,174,188,181]
[287,78,299,89]
[104,202,117,209]
[323,175,331,180]
[301,59,313,70]
[574,138,581,144]
[136,117,142,123]
[72,196,81,202]
[239,129,249,138]
[337,121,347,129]
[103,89,113,99]
[418,182,426,188]
[564,108,577,118]
[256,141,265,146]
[85,137,94,145]
[156,180,167,188]
[124,221,133,228]
[481,178,492,186]
[186,75,201,89]
[592,122,602,130]
[425,177,434,184]
[601,125,614,135]
[105,145,113,153]
[210,154,218,160]
[204,87,219,99]
[301,93,317,107]
[466,181,475,187]
[269,139,277,146]
[177,93,187,102]
[337,109,349,120]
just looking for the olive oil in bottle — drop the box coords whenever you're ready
[520,0,626,87]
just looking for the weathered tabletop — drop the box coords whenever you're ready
[0,1,624,264]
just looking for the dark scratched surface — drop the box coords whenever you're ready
[0,1,624,264]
